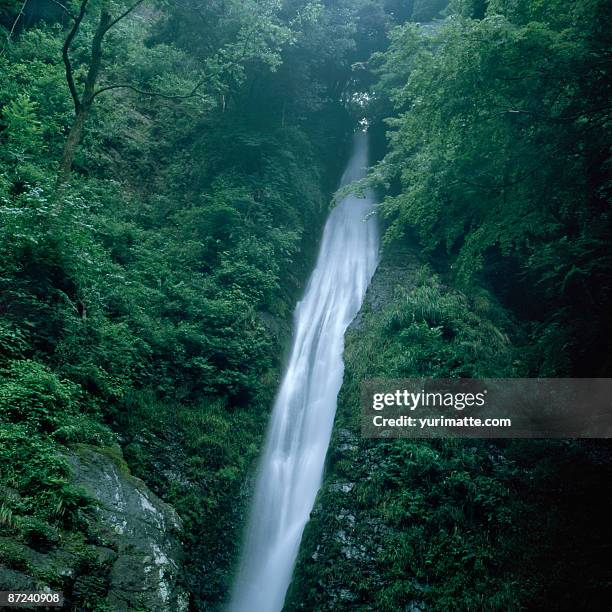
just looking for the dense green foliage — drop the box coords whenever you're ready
[0,0,412,607]
[1,0,610,609]
[370,0,612,375]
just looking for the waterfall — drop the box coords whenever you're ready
[229,131,379,612]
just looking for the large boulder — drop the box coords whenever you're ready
[67,445,188,611]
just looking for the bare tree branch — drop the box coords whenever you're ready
[92,73,216,101]
[62,0,90,113]
[49,0,76,20]
[104,0,146,33]
[0,0,29,55]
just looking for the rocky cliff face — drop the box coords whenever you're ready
[349,247,423,331]
[0,445,187,611]
[68,446,187,611]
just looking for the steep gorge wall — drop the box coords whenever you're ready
[285,247,611,611]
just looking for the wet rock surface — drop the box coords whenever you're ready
[350,248,422,331]
[68,445,188,611]
[0,445,187,611]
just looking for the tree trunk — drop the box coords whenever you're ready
[58,105,89,184]
[57,2,110,185]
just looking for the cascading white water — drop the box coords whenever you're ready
[229,131,379,612]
